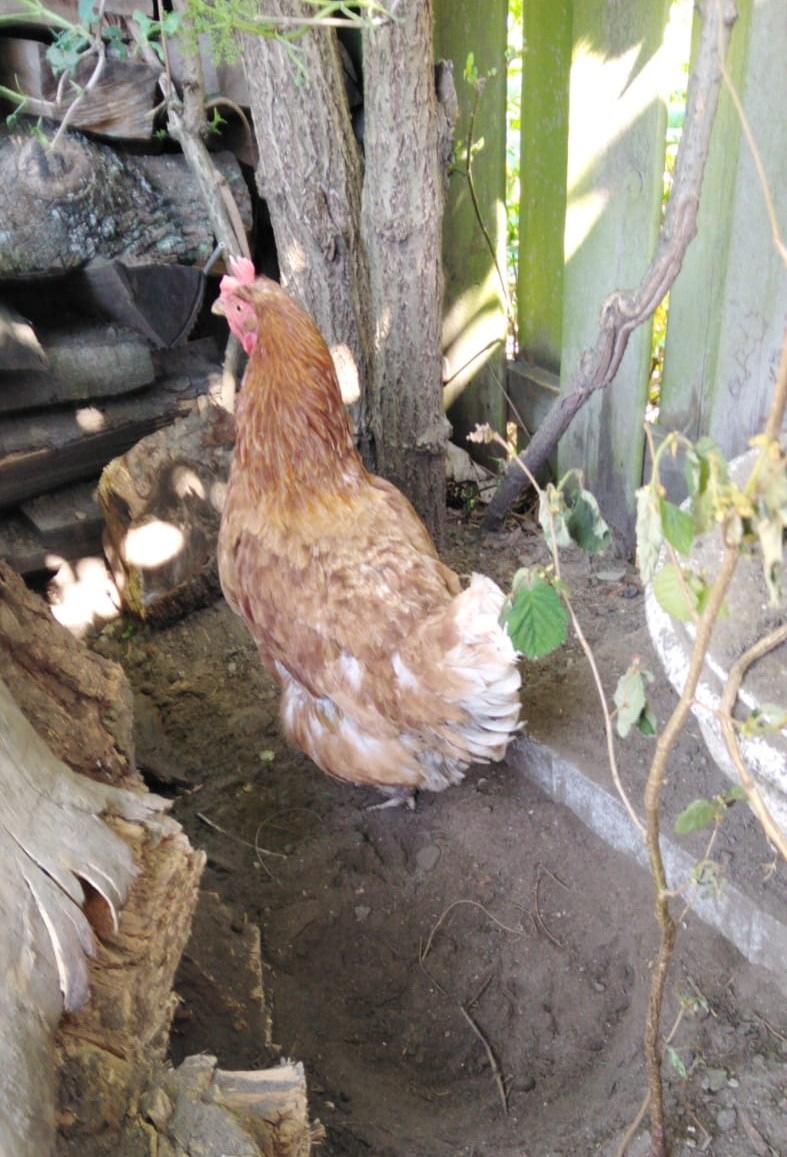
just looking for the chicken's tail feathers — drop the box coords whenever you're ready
[431,573,523,762]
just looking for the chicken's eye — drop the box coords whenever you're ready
[234,303,243,313]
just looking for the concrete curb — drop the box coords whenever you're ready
[510,733,787,990]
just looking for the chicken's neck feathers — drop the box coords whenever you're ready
[233,312,364,514]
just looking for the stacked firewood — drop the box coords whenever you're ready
[0,0,256,580]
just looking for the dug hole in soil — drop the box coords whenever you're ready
[91,512,787,1157]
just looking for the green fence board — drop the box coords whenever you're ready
[659,0,787,476]
[557,0,671,547]
[517,0,572,371]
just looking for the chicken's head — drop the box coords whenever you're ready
[212,255,259,355]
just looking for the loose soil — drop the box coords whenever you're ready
[91,510,786,1157]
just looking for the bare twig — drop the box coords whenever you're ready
[420,899,524,963]
[459,1003,509,1115]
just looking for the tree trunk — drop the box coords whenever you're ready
[240,2,372,414]
[239,2,449,542]
[361,0,450,545]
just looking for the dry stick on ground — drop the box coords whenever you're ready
[482,0,740,533]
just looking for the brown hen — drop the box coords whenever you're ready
[212,257,521,800]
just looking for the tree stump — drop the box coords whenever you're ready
[0,562,317,1155]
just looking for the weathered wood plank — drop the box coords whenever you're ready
[516,0,572,371]
[557,0,671,548]
[0,325,156,413]
[0,39,158,139]
[658,0,787,490]
[0,367,221,509]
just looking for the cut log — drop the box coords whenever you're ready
[0,562,318,1157]
[0,39,159,140]
[0,363,221,509]
[0,562,205,1154]
[0,670,177,1156]
[0,324,156,414]
[0,120,252,277]
[98,402,235,624]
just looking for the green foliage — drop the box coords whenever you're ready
[651,561,709,622]
[501,568,568,660]
[675,786,748,835]
[637,430,786,617]
[613,662,656,738]
[182,0,390,67]
[133,9,182,62]
[539,470,611,556]
[741,703,787,739]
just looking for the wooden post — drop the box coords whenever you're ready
[517,0,573,372]
[658,0,787,479]
[558,0,671,547]
[434,0,509,462]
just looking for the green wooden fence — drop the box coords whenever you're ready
[439,0,786,550]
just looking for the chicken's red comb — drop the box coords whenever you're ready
[219,254,257,295]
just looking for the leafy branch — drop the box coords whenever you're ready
[482,324,784,1155]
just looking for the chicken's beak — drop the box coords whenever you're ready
[211,296,227,317]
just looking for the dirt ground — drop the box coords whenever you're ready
[90,509,786,1157]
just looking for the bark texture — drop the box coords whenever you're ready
[240,3,372,412]
[239,1,449,542]
[362,0,451,544]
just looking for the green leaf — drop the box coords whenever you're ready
[652,562,702,622]
[502,570,568,659]
[78,0,97,25]
[613,666,654,738]
[566,487,611,555]
[659,498,695,556]
[666,1046,687,1079]
[675,798,719,834]
[635,486,663,583]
